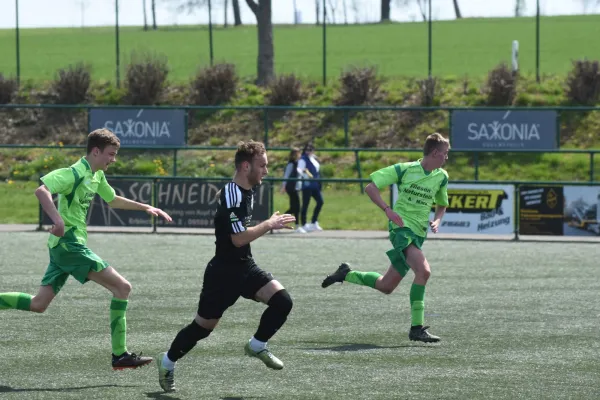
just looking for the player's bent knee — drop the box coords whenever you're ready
[188,320,212,340]
[268,289,293,316]
[378,286,395,295]
[113,280,132,299]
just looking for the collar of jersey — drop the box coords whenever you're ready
[416,158,432,176]
[80,157,92,172]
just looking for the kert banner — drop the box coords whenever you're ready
[562,186,600,237]
[429,183,515,234]
[391,183,515,234]
[89,108,186,147]
[451,110,557,151]
[518,186,564,235]
[42,180,271,229]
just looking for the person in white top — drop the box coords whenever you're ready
[297,143,324,232]
[280,147,306,233]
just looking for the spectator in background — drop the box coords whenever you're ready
[298,143,324,232]
[280,147,306,233]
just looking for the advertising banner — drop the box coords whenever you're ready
[518,186,564,235]
[42,179,271,229]
[392,183,515,234]
[451,110,557,151]
[89,108,186,147]
[563,186,600,237]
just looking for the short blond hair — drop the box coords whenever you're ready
[423,133,450,156]
[234,140,266,169]
[87,128,120,154]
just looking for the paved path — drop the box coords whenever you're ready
[2,224,599,243]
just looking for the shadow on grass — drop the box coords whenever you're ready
[0,384,136,393]
[298,342,439,352]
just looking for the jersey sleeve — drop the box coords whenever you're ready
[370,163,408,189]
[221,183,248,234]
[97,173,116,203]
[434,173,449,207]
[40,168,75,195]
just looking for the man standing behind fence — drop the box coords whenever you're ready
[0,128,173,370]
[321,133,450,343]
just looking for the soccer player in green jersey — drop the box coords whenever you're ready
[0,128,173,370]
[321,133,450,342]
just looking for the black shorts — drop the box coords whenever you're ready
[197,260,274,319]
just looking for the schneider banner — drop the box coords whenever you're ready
[42,179,271,229]
[89,108,186,146]
[451,110,557,151]
[391,183,515,234]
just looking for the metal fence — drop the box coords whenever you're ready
[1,104,599,184]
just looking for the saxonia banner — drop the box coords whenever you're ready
[89,108,186,147]
[391,183,515,234]
[451,110,557,151]
[519,186,564,235]
[42,179,271,229]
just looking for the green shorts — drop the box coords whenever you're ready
[386,227,426,277]
[41,242,110,294]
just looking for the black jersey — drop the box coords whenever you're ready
[213,181,256,264]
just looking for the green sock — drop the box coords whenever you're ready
[410,284,426,327]
[110,298,128,356]
[344,271,382,289]
[0,292,32,311]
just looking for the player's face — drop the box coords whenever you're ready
[248,153,268,186]
[433,144,449,168]
[94,145,118,171]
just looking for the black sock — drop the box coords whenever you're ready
[253,290,293,342]
[167,321,212,362]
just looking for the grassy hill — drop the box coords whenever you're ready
[1,15,599,82]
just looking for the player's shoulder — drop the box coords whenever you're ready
[436,167,449,179]
[220,181,244,208]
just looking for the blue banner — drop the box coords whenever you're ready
[89,108,186,147]
[451,110,557,151]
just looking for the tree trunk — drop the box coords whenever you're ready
[233,0,242,26]
[245,0,274,86]
[142,0,148,31]
[224,0,229,27]
[151,0,157,30]
[452,0,462,19]
[316,0,320,26]
[381,0,391,22]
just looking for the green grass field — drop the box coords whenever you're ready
[1,232,599,399]
[1,15,599,83]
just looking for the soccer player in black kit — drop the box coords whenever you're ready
[157,141,296,393]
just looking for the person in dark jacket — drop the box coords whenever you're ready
[298,143,324,232]
[280,147,306,233]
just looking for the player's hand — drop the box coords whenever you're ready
[385,208,404,227]
[146,206,173,223]
[429,219,440,233]
[49,219,65,237]
[268,211,296,230]
[279,186,286,194]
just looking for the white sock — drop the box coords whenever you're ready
[162,353,176,371]
[249,337,266,352]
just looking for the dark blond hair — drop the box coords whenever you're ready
[288,147,300,163]
[235,140,266,169]
[87,128,120,154]
[423,133,450,156]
